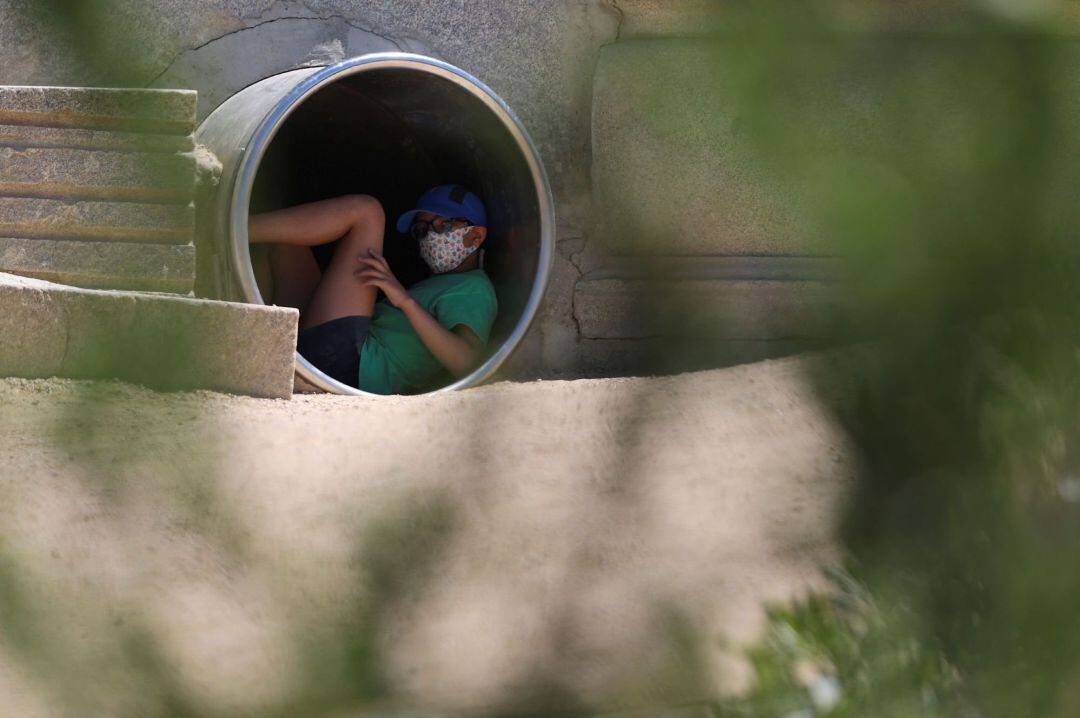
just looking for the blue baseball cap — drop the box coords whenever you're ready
[395,184,488,233]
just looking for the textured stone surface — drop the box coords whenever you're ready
[146,1,618,228]
[0,123,193,152]
[0,86,198,294]
[591,39,814,256]
[0,146,195,202]
[0,197,193,243]
[0,85,196,132]
[0,354,853,712]
[157,16,400,120]
[0,271,297,398]
[574,278,836,340]
[0,237,195,293]
[576,336,820,377]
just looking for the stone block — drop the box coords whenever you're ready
[576,336,820,377]
[584,255,840,282]
[0,123,194,152]
[0,237,195,293]
[0,86,197,133]
[591,39,815,256]
[0,198,193,244]
[0,271,297,399]
[0,146,195,202]
[573,277,835,340]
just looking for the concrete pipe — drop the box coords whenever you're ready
[195,53,554,395]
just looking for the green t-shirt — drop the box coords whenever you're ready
[358,270,498,395]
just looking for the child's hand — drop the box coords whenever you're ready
[355,249,412,308]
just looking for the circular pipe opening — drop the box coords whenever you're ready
[200,53,554,395]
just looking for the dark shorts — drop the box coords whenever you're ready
[296,315,371,388]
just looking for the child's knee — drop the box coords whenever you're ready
[342,194,385,227]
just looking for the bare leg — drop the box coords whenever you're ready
[249,195,380,247]
[268,244,321,312]
[248,195,387,328]
[300,197,386,329]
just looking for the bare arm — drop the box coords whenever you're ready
[355,249,484,378]
[399,300,484,378]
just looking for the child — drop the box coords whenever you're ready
[248,184,498,394]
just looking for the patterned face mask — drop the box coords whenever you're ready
[418,225,479,273]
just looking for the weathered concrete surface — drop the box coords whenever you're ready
[0,355,854,714]
[583,255,840,282]
[0,198,193,243]
[0,85,196,132]
[0,123,194,152]
[1,86,198,293]
[0,146,195,202]
[591,38,815,256]
[0,271,297,397]
[576,336,821,378]
[156,15,401,119]
[574,278,835,340]
[0,237,195,293]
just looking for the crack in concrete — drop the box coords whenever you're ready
[569,283,585,340]
[609,0,626,44]
[565,239,587,340]
[146,13,403,87]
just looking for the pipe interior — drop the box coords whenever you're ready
[249,67,541,393]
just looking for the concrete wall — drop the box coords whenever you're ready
[0,0,838,380]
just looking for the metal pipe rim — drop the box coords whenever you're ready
[227,53,555,396]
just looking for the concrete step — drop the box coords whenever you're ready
[0,124,195,153]
[0,86,196,134]
[576,336,821,377]
[0,146,196,203]
[0,197,193,243]
[0,237,195,293]
[581,255,840,282]
[0,86,198,293]
[0,271,297,399]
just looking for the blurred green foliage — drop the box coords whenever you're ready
[720,567,965,718]
[707,2,1080,716]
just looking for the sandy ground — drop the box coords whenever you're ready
[0,355,854,717]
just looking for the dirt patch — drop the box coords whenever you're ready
[0,355,854,715]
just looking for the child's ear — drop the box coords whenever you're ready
[466,226,488,248]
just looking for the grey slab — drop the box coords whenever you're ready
[0,85,197,133]
[576,336,820,377]
[0,146,195,202]
[574,277,836,340]
[583,255,841,282]
[0,237,195,293]
[0,123,194,152]
[591,39,816,256]
[0,271,297,399]
[0,198,193,244]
